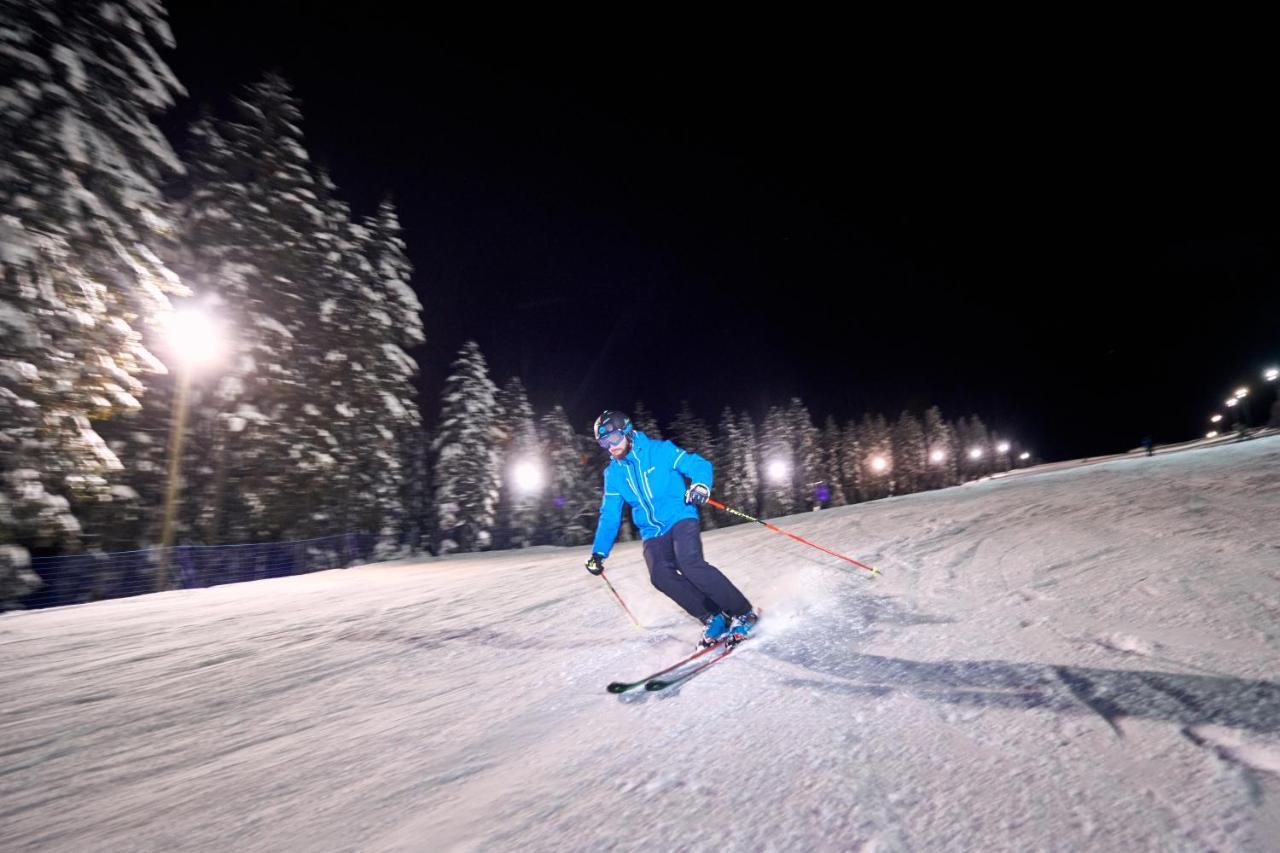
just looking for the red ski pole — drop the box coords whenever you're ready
[706,498,882,576]
[598,571,642,627]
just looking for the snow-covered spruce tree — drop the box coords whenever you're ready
[952,416,973,482]
[493,377,541,549]
[954,415,993,480]
[819,415,848,507]
[713,409,745,524]
[858,413,893,501]
[714,408,762,523]
[736,410,761,517]
[631,401,662,439]
[667,401,715,528]
[1,0,187,604]
[399,425,431,553]
[922,405,958,489]
[839,418,865,503]
[539,405,595,547]
[787,398,822,511]
[340,194,424,556]
[174,75,339,543]
[758,405,796,518]
[892,411,927,496]
[433,341,500,552]
[969,416,994,478]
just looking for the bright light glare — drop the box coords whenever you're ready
[1225,398,1238,407]
[766,460,789,483]
[996,442,1011,454]
[1235,387,1249,398]
[968,448,983,460]
[511,460,544,493]
[1210,414,1222,423]
[929,449,946,463]
[165,307,222,367]
[1206,431,1218,438]
[1019,452,1030,461]
[869,456,888,473]
[1266,367,1279,381]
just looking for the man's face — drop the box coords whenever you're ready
[603,433,631,460]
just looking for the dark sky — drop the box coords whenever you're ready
[162,5,1280,461]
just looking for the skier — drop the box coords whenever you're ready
[584,410,758,647]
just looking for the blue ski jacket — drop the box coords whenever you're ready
[591,430,713,558]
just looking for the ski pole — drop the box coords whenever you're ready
[706,498,882,576]
[598,571,642,627]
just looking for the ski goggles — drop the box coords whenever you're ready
[597,430,628,449]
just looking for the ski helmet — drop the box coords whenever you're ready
[593,410,633,445]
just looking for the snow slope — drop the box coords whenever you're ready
[3,437,1280,852]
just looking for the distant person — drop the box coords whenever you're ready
[1141,436,1154,457]
[584,410,758,648]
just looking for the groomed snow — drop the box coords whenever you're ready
[3,437,1279,851]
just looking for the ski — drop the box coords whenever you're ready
[644,641,738,691]
[606,640,727,694]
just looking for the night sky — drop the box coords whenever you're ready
[161,5,1280,461]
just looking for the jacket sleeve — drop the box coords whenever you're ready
[591,469,624,557]
[667,440,714,491]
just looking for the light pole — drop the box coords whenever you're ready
[156,307,222,592]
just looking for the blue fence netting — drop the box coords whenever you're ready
[19,532,376,610]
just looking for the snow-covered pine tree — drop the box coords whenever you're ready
[539,405,594,547]
[759,405,796,518]
[819,416,848,507]
[737,410,761,517]
[400,426,431,553]
[922,405,958,489]
[952,416,972,482]
[349,195,424,555]
[858,413,893,501]
[433,341,501,552]
[174,75,342,543]
[713,409,743,523]
[892,411,927,495]
[667,401,715,528]
[1,0,188,604]
[631,401,662,439]
[787,398,822,511]
[839,418,865,504]
[968,416,993,478]
[493,377,541,549]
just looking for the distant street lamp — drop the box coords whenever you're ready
[1210,414,1223,423]
[1266,367,1279,382]
[1019,451,1031,462]
[1206,431,1219,439]
[929,449,946,464]
[869,456,888,474]
[968,448,983,460]
[766,460,789,484]
[157,306,224,592]
[511,460,545,494]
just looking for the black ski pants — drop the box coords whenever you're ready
[642,518,751,621]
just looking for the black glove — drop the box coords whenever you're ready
[685,483,711,506]
[585,553,606,575]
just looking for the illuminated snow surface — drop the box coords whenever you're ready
[4,438,1280,851]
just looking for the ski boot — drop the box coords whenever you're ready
[726,609,759,645]
[699,611,731,648]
